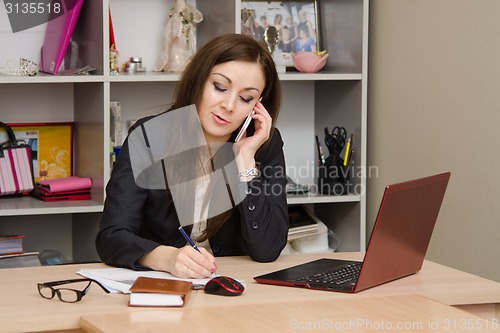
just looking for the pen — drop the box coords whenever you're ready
[315,135,325,166]
[178,226,201,253]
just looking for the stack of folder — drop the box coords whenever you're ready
[287,206,320,241]
[31,176,91,201]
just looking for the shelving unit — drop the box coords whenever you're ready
[0,0,368,261]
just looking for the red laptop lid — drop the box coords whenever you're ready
[355,172,451,292]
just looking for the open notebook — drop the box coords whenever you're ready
[78,267,216,293]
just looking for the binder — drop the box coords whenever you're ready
[40,0,85,75]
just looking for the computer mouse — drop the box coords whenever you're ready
[204,276,244,296]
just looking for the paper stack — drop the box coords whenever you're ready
[287,205,320,241]
[0,252,41,268]
[77,267,217,293]
[31,176,92,201]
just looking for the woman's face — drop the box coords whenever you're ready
[197,60,265,144]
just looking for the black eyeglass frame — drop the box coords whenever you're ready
[37,278,110,303]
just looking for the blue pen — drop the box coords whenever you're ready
[178,226,201,253]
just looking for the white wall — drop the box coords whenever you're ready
[368,0,500,282]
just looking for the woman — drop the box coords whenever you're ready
[284,16,298,47]
[297,8,315,41]
[295,25,316,52]
[96,34,288,279]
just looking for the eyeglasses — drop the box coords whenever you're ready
[37,278,110,303]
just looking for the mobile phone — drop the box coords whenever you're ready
[235,97,262,143]
[235,111,255,142]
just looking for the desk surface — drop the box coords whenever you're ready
[2,252,500,332]
[81,294,500,333]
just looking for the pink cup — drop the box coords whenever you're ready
[292,51,329,73]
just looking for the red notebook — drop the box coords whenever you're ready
[40,0,85,74]
[31,188,91,201]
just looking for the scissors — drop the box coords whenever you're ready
[324,126,347,155]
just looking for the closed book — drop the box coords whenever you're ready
[129,277,193,307]
[0,252,41,268]
[0,235,24,255]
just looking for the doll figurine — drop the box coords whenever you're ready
[155,0,203,73]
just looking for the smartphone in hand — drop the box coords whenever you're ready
[235,97,262,143]
[235,110,255,142]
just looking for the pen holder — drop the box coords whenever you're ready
[317,154,349,195]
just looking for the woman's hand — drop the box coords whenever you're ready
[235,100,272,156]
[233,100,272,180]
[138,245,216,278]
[170,246,216,278]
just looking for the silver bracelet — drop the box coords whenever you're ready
[239,167,259,178]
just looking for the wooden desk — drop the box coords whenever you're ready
[1,252,499,332]
[80,294,500,333]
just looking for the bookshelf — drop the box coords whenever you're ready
[0,0,368,261]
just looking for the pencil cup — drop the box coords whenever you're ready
[317,154,350,195]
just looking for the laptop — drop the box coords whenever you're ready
[254,172,451,293]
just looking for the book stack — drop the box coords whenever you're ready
[31,176,92,201]
[0,235,41,268]
[287,206,320,241]
[0,235,24,255]
[287,206,338,253]
[0,252,41,268]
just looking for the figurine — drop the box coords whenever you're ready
[109,44,119,75]
[155,0,203,73]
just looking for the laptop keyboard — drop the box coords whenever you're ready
[295,262,362,286]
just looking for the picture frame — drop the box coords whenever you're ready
[241,0,320,68]
[0,123,74,182]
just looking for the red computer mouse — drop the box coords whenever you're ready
[204,276,245,296]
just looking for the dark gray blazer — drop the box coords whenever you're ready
[95,113,289,270]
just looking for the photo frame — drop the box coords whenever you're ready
[0,123,74,182]
[241,0,320,68]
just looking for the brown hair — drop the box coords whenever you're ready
[170,34,282,241]
[171,33,281,135]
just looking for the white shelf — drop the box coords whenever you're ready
[0,196,103,216]
[287,194,361,205]
[0,74,105,84]
[279,72,362,81]
[14,72,366,83]
[108,72,181,82]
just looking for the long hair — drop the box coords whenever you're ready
[171,33,281,134]
[169,34,282,241]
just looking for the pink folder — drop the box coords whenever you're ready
[36,176,92,193]
[40,0,84,75]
